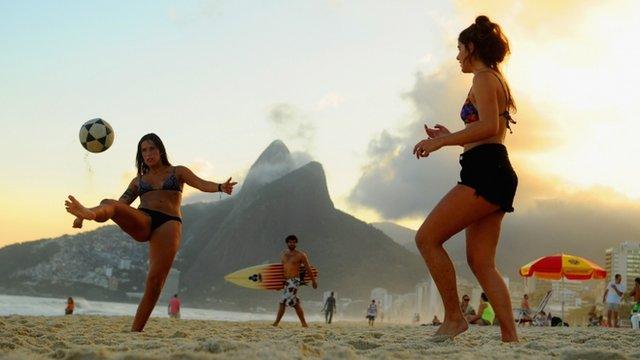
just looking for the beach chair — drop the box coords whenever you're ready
[515,290,552,326]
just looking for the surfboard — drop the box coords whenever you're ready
[224,263,319,291]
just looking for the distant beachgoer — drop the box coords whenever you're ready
[631,302,640,330]
[431,315,441,326]
[366,300,377,326]
[272,235,318,328]
[519,294,532,323]
[460,294,475,316]
[65,297,74,315]
[323,292,337,324]
[65,133,236,331]
[413,15,518,342]
[603,273,626,327]
[168,294,181,319]
[466,293,494,326]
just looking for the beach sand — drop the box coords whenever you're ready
[1,315,639,359]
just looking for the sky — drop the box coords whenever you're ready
[1,0,639,249]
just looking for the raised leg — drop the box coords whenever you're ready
[131,221,181,331]
[415,185,500,340]
[65,196,150,241]
[466,211,518,342]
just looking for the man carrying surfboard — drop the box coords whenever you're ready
[272,234,318,328]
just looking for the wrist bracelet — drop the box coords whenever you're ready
[217,183,222,192]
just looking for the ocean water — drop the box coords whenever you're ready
[0,294,321,322]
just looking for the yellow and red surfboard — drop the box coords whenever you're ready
[224,263,319,290]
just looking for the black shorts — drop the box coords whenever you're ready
[458,143,517,212]
[139,208,182,233]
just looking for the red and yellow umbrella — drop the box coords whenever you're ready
[519,253,607,281]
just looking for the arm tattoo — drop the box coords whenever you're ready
[119,188,137,204]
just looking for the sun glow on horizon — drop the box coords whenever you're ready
[501,1,640,198]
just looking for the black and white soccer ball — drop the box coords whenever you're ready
[79,118,114,153]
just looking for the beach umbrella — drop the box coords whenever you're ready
[519,253,607,321]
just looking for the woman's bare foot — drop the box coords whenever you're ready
[431,319,468,342]
[72,217,84,228]
[501,332,518,342]
[65,195,96,221]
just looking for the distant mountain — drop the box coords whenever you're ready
[179,141,426,307]
[0,141,427,308]
[371,222,419,254]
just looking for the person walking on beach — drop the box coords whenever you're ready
[272,235,318,328]
[323,291,337,324]
[466,293,494,326]
[168,294,181,319]
[413,15,518,342]
[603,273,625,327]
[65,133,236,332]
[460,294,475,317]
[366,300,378,326]
[65,297,74,315]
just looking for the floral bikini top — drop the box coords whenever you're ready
[460,71,517,133]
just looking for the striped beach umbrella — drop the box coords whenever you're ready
[519,253,607,321]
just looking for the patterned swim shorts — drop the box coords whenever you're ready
[280,277,301,307]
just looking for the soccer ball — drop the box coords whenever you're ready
[79,118,114,153]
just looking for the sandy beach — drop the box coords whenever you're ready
[1,316,638,359]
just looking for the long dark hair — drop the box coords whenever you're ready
[136,133,171,176]
[459,15,516,112]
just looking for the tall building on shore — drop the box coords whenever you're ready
[605,242,640,291]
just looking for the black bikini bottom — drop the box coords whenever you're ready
[457,143,518,212]
[139,208,182,233]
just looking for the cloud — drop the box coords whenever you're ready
[182,144,314,205]
[267,103,316,150]
[348,129,459,220]
[348,60,562,220]
[315,92,345,111]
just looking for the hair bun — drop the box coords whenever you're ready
[475,15,491,26]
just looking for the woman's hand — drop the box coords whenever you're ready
[424,124,451,139]
[413,138,443,159]
[220,177,237,194]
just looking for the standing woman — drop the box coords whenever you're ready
[412,15,518,342]
[65,133,237,331]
